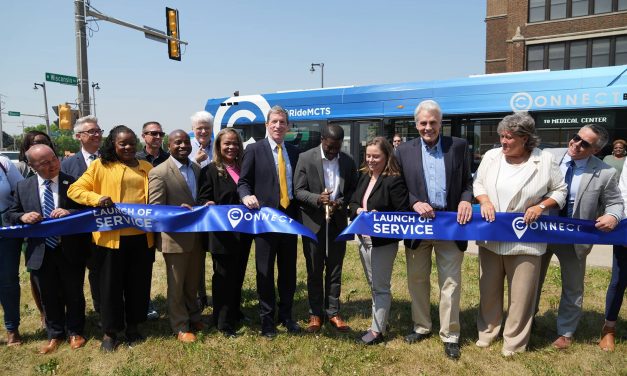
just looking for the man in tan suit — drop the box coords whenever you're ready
[148,130,203,343]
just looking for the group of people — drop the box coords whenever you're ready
[0,100,625,360]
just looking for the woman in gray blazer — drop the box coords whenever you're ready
[473,112,566,357]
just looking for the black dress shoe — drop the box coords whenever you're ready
[359,330,384,345]
[220,327,237,338]
[261,327,277,339]
[280,319,301,334]
[100,334,118,352]
[404,332,431,344]
[126,330,146,346]
[444,342,461,360]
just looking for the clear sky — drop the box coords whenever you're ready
[0,1,486,139]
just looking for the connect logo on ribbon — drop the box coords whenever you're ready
[512,217,528,239]
[227,207,244,228]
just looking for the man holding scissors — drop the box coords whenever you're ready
[294,124,358,333]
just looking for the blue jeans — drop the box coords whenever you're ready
[605,245,627,321]
[0,236,22,331]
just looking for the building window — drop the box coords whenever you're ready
[615,36,627,65]
[592,38,611,66]
[549,43,566,70]
[594,0,613,12]
[526,36,626,70]
[529,0,625,21]
[572,0,590,16]
[528,45,546,70]
[569,40,588,69]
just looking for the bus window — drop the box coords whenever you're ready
[284,121,324,154]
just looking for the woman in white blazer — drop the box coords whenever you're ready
[473,112,566,357]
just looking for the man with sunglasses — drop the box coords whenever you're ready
[61,115,104,324]
[137,122,170,167]
[537,124,623,350]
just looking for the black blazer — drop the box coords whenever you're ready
[60,152,88,179]
[396,136,473,251]
[348,173,409,247]
[3,172,90,270]
[293,146,358,234]
[197,162,251,254]
[237,138,300,214]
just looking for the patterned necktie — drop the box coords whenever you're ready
[561,160,576,218]
[277,144,289,209]
[43,180,59,249]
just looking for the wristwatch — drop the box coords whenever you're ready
[538,203,546,210]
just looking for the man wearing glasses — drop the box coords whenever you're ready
[537,124,623,350]
[61,115,104,327]
[137,122,170,167]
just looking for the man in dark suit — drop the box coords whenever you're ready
[60,115,103,319]
[4,144,90,354]
[238,105,301,338]
[396,100,473,360]
[294,124,358,333]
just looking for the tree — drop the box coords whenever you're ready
[18,124,80,155]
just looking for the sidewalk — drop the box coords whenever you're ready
[465,242,614,268]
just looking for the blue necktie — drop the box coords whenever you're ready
[561,160,576,218]
[43,180,59,249]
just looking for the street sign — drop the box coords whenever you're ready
[7,111,20,116]
[45,72,78,86]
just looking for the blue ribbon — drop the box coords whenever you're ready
[337,211,627,245]
[0,204,316,240]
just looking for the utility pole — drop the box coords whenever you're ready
[75,0,91,117]
[33,83,51,134]
[0,94,5,149]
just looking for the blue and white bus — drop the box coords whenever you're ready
[204,65,627,170]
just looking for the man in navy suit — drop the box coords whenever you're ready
[396,100,473,360]
[4,145,90,354]
[238,105,301,338]
[60,115,103,318]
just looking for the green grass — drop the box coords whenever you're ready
[1,241,625,375]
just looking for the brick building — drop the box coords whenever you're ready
[486,0,627,73]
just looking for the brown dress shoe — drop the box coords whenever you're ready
[329,315,350,332]
[40,338,62,354]
[69,335,86,350]
[599,325,615,352]
[7,330,22,347]
[305,315,322,333]
[177,331,196,343]
[552,335,572,350]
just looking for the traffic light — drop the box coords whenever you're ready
[59,104,72,130]
[166,7,181,61]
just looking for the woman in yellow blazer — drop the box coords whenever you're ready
[68,125,154,352]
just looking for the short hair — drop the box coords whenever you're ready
[212,128,244,177]
[142,121,162,131]
[266,105,289,124]
[393,133,402,140]
[359,136,401,177]
[25,144,55,164]
[19,130,56,162]
[497,112,540,152]
[321,124,344,141]
[582,124,609,149]
[100,125,137,165]
[190,111,214,129]
[612,139,627,149]
[74,115,98,134]
[414,100,442,121]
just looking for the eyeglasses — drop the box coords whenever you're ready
[571,134,593,149]
[144,131,165,137]
[78,129,104,136]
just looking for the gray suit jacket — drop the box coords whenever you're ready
[545,148,623,256]
[293,146,358,234]
[148,156,201,254]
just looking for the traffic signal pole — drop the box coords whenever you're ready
[75,0,91,117]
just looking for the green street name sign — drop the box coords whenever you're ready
[8,111,20,116]
[45,72,78,86]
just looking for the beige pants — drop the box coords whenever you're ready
[163,251,204,333]
[406,240,463,343]
[477,247,541,353]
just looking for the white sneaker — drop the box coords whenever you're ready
[475,340,490,348]
[501,348,516,357]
